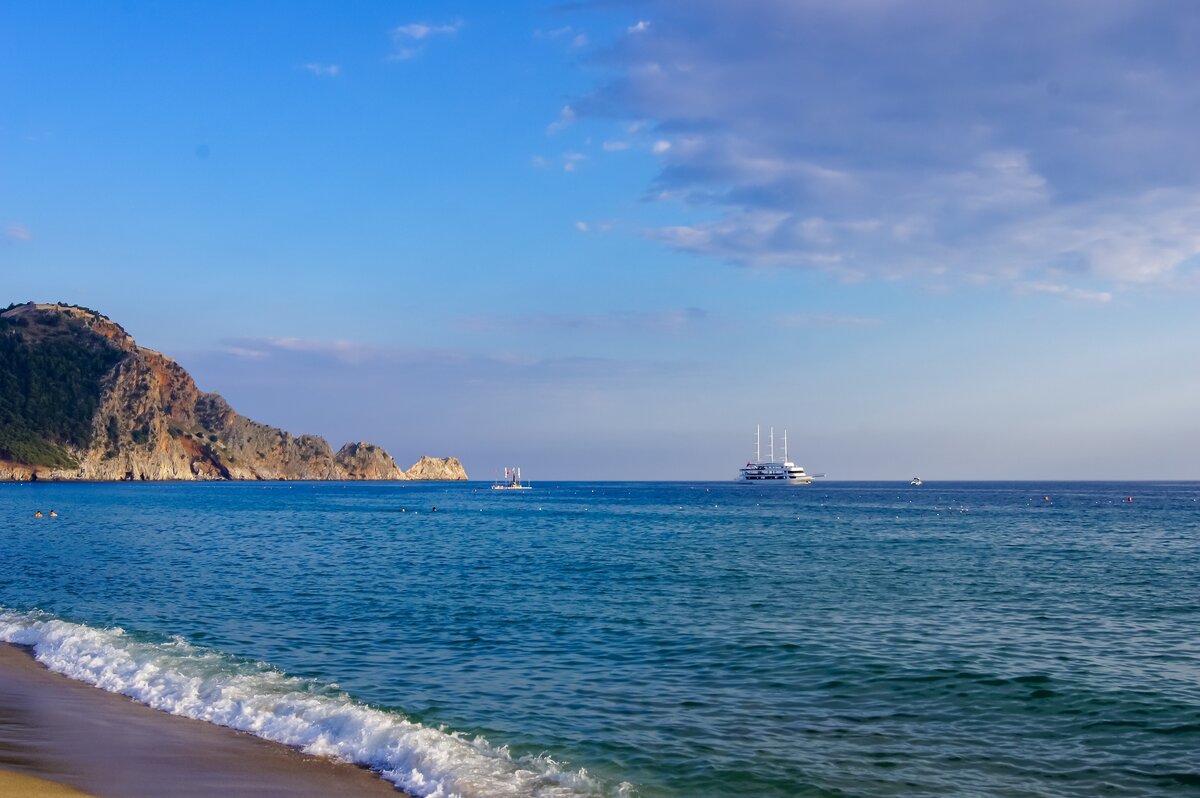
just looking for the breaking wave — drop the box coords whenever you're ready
[0,608,627,798]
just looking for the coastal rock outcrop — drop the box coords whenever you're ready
[335,442,405,480]
[404,455,468,481]
[0,302,468,482]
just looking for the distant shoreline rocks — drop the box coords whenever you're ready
[0,302,466,483]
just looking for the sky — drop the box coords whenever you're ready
[2,0,1199,480]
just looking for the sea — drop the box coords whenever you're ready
[2,481,1198,797]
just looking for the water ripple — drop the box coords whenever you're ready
[2,480,1199,796]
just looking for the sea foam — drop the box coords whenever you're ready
[0,608,623,798]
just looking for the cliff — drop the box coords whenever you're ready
[0,302,468,482]
[404,455,468,481]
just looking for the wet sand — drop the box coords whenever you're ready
[0,769,96,797]
[0,644,405,797]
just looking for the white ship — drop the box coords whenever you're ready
[910,477,923,486]
[492,466,532,490]
[738,426,821,484]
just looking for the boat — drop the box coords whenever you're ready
[910,477,923,486]
[492,466,532,490]
[738,426,822,484]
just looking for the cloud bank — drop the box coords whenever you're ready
[576,0,1200,294]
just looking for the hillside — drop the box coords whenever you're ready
[0,302,467,482]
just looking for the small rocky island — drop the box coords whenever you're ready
[0,302,467,482]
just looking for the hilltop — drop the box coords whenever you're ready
[0,302,466,482]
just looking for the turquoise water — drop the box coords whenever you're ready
[2,481,1199,796]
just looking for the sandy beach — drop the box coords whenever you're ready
[0,644,404,798]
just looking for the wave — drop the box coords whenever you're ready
[0,608,627,798]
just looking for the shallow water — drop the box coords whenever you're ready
[2,481,1199,796]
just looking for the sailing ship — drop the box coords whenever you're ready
[738,426,821,484]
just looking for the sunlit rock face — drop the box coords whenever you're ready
[0,303,464,482]
[404,455,468,481]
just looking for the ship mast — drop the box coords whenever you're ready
[783,430,788,463]
[769,427,775,463]
[755,424,761,463]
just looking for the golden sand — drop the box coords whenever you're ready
[0,770,97,798]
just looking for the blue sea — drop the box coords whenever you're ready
[2,481,1199,796]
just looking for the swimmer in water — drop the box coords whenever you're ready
[49,510,58,517]
[34,511,43,518]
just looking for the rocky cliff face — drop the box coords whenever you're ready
[336,442,404,480]
[404,455,469,481]
[0,303,467,482]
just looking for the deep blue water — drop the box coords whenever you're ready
[2,481,1199,796]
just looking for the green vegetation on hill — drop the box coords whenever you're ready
[2,301,110,319]
[0,314,124,466]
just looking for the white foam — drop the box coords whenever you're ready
[0,608,630,798]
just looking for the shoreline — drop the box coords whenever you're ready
[0,644,406,797]
[0,472,466,484]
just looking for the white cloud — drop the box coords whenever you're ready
[645,182,1200,291]
[393,21,460,40]
[463,308,708,336]
[268,337,372,363]
[934,151,1049,210]
[652,140,671,154]
[562,152,587,172]
[301,63,341,77]
[575,221,590,232]
[220,338,372,363]
[210,337,678,385]
[5,224,31,241]
[534,25,588,48]
[602,140,630,152]
[221,345,270,360]
[628,20,651,34]
[389,19,462,60]
[534,26,573,40]
[547,105,576,135]
[1020,282,1113,304]
[1001,188,1200,285]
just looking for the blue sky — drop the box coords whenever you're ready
[3,0,1199,479]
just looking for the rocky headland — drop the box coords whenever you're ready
[0,302,467,482]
